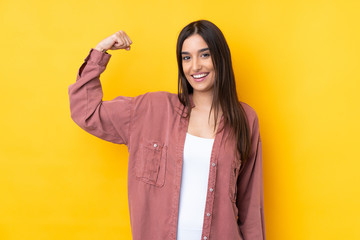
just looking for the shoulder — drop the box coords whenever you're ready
[239,101,258,119]
[129,91,181,124]
[239,101,260,130]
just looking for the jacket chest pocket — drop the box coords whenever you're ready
[229,158,241,202]
[135,139,167,187]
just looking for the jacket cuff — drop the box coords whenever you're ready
[84,48,112,66]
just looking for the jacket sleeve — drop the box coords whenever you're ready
[68,48,132,145]
[236,113,266,239]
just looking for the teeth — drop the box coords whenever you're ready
[193,73,208,79]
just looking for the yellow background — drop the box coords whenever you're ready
[1,0,359,239]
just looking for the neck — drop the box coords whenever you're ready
[192,90,214,112]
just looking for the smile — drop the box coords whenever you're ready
[191,72,209,82]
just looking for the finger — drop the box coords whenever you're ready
[111,31,122,48]
[120,34,129,48]
[123,31,133,45]
[114,35,125,49]
[118,32,128,49]
[121,32,130,48]
[125,36,132,47]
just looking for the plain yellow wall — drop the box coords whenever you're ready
[1,0,359,239]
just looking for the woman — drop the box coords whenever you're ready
[68,20,265,240]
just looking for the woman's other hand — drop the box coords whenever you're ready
[95,30,133,52]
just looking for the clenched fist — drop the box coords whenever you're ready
[95,30,133,52]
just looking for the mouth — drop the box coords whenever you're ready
[191,72,209,82]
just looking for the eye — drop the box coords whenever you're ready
[201,52,210,58]
[182,56,190,61]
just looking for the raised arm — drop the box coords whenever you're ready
[68,31,133,145]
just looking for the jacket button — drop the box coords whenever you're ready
[153,143,158,148]
[209,188,214,192]
[203,237,207,240]
[212,163,216,167]
[206,213,211,217]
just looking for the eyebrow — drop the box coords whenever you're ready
[181,48,209,55]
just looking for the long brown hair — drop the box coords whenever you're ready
[176,20,251,165]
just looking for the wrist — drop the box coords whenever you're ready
[95,45,108,53]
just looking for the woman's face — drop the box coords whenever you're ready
[181,34,215,94]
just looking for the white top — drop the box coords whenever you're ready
[177,133,215,240]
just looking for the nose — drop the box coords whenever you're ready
[191,56,201,72]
